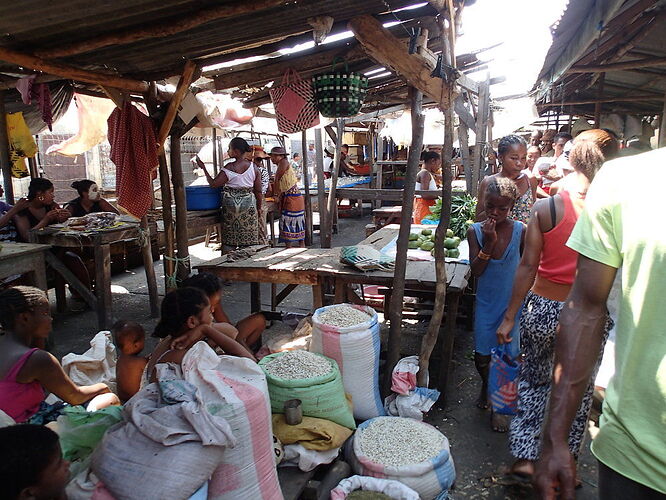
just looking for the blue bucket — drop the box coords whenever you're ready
[185,185,221,211]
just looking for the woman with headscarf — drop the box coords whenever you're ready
[198,137,262,250]
[495,129,619,483]
[66,179,118,217]
[270,147,305,248]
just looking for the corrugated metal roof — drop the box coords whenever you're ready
[534,0,666,115]
[0,0,421,79]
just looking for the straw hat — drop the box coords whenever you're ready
[251,145,270,159]
[270,146,288,156]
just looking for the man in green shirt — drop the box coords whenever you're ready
[535,148,666,499]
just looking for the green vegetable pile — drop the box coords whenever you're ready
[409,228,461,258]
[424,193,477,239]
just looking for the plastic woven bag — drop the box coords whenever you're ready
[259,351,356,429]
[340,245,394,272]
[488,344,520,415]
[269,68,320,134]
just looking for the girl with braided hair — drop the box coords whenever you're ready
[476,135,539,224]
[0,286,118,423]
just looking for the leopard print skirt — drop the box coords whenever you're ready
[509,291,610,461]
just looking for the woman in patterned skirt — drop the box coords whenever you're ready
[495,129,619,482]
[270,147,305,248]
[198,137,262,251]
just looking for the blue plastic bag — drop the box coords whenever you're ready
[488,344,520,415]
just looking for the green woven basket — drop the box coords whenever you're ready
[312,58,369,118]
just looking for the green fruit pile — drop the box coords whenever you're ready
[408,228,462,258]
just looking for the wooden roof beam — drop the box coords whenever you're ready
[214,43,366,90]
[349,14,452,109]
[157,61,197,154]
[0,46,148,93]
[36,0,289,59]
[567,56,666,73]
[540,94,660,106]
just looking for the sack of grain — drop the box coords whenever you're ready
[346,417,455,499]
[310,304,385,420]
[331,475,419,500]
[259,351,356,429]
[180,342,283,500]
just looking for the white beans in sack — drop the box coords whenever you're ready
[263,350,332,380]
[358,417,446,467]
[318,305,371,328]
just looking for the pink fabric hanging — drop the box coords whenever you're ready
[107,102,158,219]
[33,83,53,131]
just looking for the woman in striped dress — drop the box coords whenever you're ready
[270,147,305,248]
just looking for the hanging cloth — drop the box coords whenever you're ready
[107,102,158,219]
[16,75,36,105]
[33,83,53,131]
[47,93,116,156]
[6,112,38,178]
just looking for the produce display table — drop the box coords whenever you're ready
[0,242,51,290]
[195,224,470,399]
[30,221,159,329]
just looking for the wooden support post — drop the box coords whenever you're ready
[170,133,191,283]
[419,11,455,387]
[140,215,160,317]
[326,119,343,244]
[212,128,219,175]
[660,92,666,148]
[375,132,385,209]
[157,61,197,155]
[594,73,605,128]
[301,130,313,246]
[315,128,329,248]
[459,119,471,193]
[157,152,176,290]
[471,78,489,196]
[0,91,14,204]
[384,88,425,394]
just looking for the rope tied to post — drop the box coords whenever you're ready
[163,254,190,289]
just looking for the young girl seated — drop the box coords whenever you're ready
[112,320,148,403]
[145,287,256,382]
[0,286,119,424]
[0,424,70,500]
[181,273,266,351]
[467,177,526,432]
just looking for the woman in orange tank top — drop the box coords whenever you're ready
[495,130,619,482]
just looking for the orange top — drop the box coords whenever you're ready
[537,190,579,286]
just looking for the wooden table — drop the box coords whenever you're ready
[31,222,159,329]
[195,224,470,400]
[0,242,51,290]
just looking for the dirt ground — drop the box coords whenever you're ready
[48,213,600,499]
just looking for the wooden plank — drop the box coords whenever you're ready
[454,95,475,130]
[38,0,289,59]
[437,291,461,401]
[226,247,310,269]
[44,252,98,310]
[336,188,440,201]
[325,119,343,245]
[0,46,148,93]
[471,77,489,196]
[140,215,159,318]
[566,56,666,73]
[349,15,452,109]
[200,267,319,285]
[158,61,197,154]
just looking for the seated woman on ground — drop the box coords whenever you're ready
[14,178,92,301]
[112,320,147,403]
[181,272,266,353]
[145,287,257,383]
[0,286,119,424]
[66,179,118,217]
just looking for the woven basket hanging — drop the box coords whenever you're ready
[269,68,320,134]
[312,58,369,118]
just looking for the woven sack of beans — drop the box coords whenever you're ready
[310,304,385,420]
[181,342,283,500]
[346,417,456,500]
[259,351,356,429]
